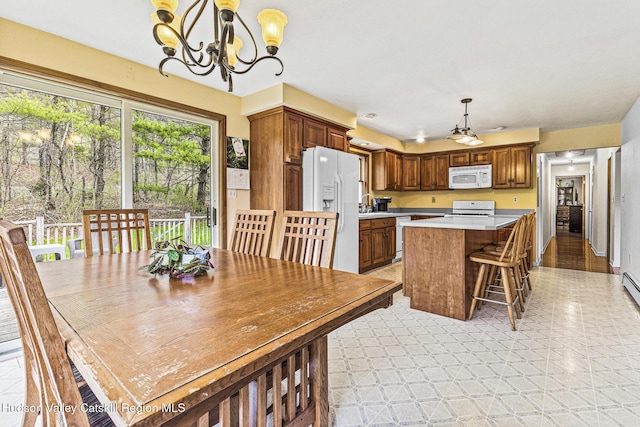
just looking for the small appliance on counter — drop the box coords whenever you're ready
[373,197,391,212]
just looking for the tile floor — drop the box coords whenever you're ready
[2,264,640,426]
[327,263,640,426]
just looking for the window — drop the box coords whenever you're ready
[0,72,219,246]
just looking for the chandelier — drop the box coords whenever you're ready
[150,0,288,92]
[447,98,484,146]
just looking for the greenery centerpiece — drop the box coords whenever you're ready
[140,238,212,279]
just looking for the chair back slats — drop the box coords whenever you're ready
[498,215,527,263]
[82,209,152,257]
[0,220,90,426]
[276,211,338,268]
[229,210,276,257]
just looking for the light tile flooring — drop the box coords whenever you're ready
[2,264,640,426]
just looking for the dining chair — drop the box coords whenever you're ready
[0,220,114,426]
[82,208,152,257]
[468,215,527,330]
[276,211,338,268]
[229,209,276,257]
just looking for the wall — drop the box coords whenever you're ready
[538,124,621,152]
[611,150,622,268]
[621,96,640,283]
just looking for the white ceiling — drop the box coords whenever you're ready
[3,0,640,145]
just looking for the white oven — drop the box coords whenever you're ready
[449,165,492,189]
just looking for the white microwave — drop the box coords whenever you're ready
[449,165,492,189]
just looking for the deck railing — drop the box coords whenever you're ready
[13,213,210,258]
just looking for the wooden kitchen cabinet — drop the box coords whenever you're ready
[402,155,421,190]
[359,217,395,273]
[303,119,327,148]
[328,127,348,151]
[492,145,532,189]
[420,154,449,190]
[449,151,470,167]
[249,106,349,256]
[359,220,372,271]
[284,164,302,211]
[470,149,492,165]
[372,150,403,191]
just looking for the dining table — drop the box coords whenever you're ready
[36,248,401,427]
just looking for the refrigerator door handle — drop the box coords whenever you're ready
[336,174,344,233]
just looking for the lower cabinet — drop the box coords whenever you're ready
[359,218,396,273]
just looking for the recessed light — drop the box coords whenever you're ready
[491,126,506,131]
[360,142,369,146]
[361,113,377,119]
[416,136,425,143]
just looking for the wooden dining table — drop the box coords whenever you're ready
[36,248,401,427]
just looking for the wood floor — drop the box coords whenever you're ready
[542,227,613,274]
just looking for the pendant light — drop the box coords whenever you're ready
[447,98,484,146]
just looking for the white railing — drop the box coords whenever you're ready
[14,214,210,255]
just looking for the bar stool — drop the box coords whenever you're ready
[468,215,527,330]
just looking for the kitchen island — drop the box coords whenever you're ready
[403,215,519,320]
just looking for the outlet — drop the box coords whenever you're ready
[513,196,518,203]
[228,189,237,199]
[432,196,436,203]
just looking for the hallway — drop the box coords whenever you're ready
[542,229,613,274]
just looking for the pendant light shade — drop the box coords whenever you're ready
[447,98,484,146]
[258,9,288,54]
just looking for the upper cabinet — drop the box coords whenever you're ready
[420,154,449,191]
[449,152,470,167]
[328,127,348,151]
[303,119,327,149]
[402,155,421,190]
[492,145,532,189]
[372,150,403,191]
[470,150,492,165]
[283,112,303,164]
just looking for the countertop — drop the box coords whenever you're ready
[358,212,447,219]
[404,215,520,231]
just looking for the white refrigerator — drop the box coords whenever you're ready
[302,146,359,273]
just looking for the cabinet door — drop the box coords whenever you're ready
[328,127,347,152]
[303,120,327,148]
[359,229,372,271]
[284,164,302,210]
[509,145,531,188]
[402,155,420,190]
[492,147,511,189]
[385,152,397,190]
[371,228,386,264]
[283,112,303,164]
[420,155,435,190]
[385,226,396,261]
[434,154,450,190]
[394,154,403,190]
[470,150,491,165]
[449,152,470,167]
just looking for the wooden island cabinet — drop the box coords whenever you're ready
[403,216,519,320]
[248,106,349,255]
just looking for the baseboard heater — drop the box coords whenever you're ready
[623,272,640,307]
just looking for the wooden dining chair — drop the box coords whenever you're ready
[276,211,339,268]
[229,209,276,257]
[0,220,114,426]
[82,208,152,257]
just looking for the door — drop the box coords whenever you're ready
[130,105,220,247]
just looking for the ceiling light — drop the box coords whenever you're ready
[362,113,377,119]
[491,126,506,131]
[416,136,425,143]
[447,98,483,146]
[150,0,288,92]
[360,142,369,146]
[568,160,574,171]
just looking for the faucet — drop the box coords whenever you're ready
[360,194,374,213]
